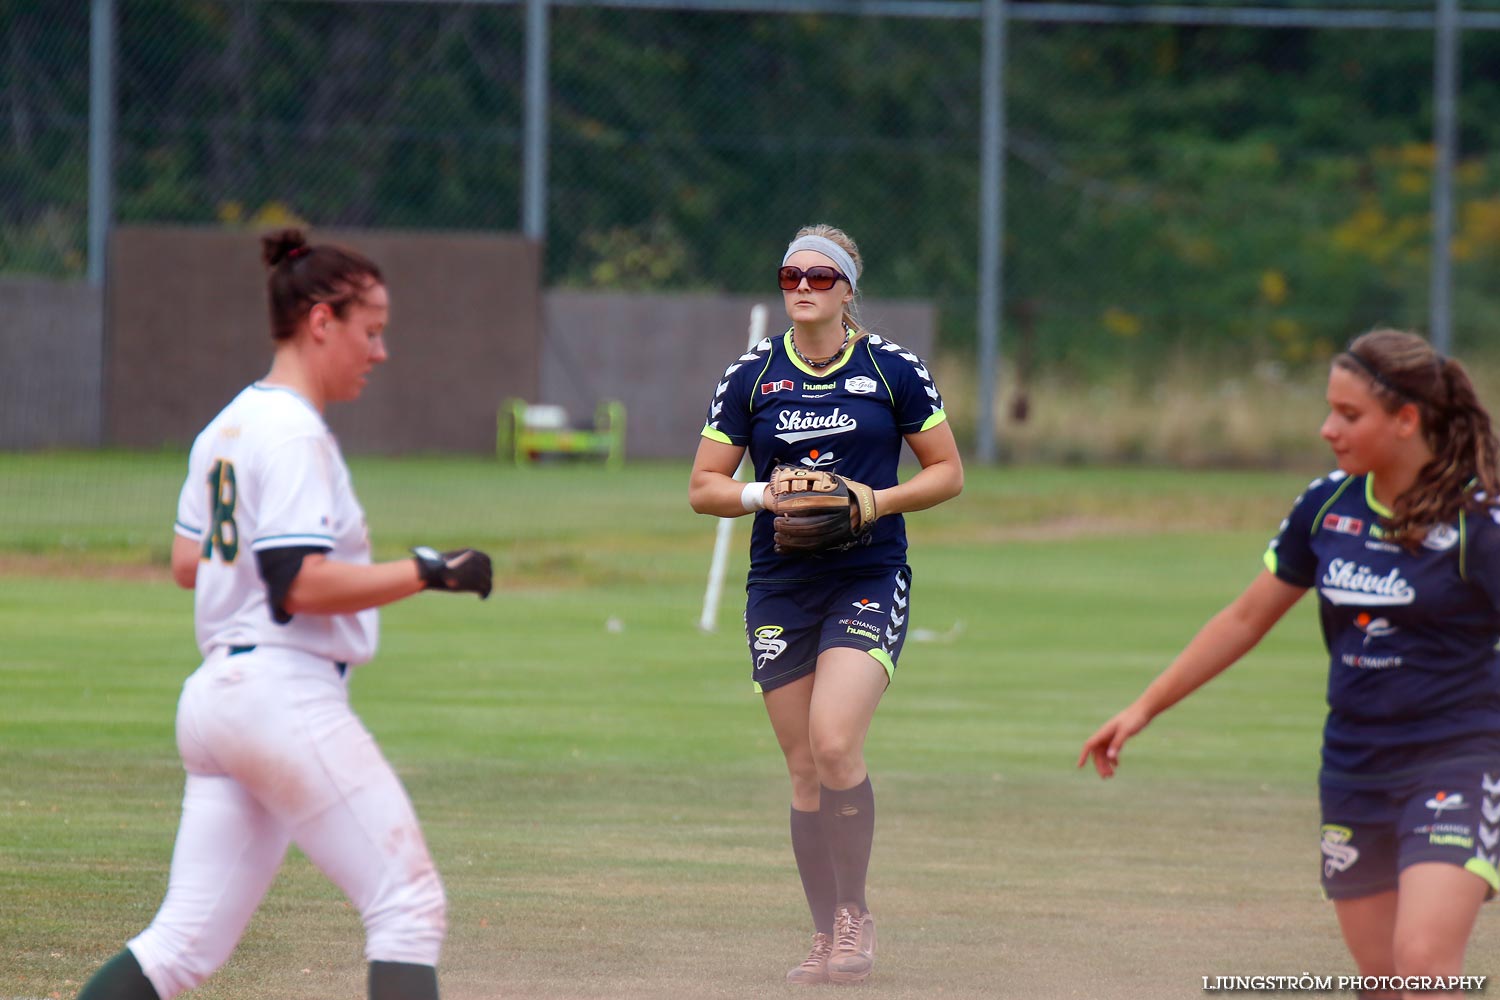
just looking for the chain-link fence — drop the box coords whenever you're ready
[113,2,526,232]
[6,1,1500,367]
[2,3,93,275]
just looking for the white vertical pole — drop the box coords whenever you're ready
[699,304,768,633]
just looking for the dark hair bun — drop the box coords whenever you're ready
[261,228,309,268]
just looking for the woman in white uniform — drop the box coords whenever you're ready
[75,229,492,1000]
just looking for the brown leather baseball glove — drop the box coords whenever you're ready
[765,464,879,554]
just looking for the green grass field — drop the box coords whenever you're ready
[2,455,1488,999]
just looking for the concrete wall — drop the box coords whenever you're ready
[540,292,937,460]
[105,226,543,454]
[0,278,104,449]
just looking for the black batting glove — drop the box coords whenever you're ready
[412,546,493,599]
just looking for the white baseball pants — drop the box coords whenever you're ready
[127,647,445,999]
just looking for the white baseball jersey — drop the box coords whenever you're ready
[174,383,377,666]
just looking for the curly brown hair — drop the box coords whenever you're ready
[1334,328,1500,547]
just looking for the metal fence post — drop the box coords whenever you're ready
[976,0,1006,464]
[1429,0,1459,354]
[523,0,551,247]
[87,0,116,289]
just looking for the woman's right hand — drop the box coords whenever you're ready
[1077,703,1153,779]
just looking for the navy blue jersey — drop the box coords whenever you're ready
[702,329,947,583]
[1265,471,1500,784]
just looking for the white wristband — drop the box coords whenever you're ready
[741,481,769,512]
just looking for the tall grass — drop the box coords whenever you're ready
[934,354,1500,468]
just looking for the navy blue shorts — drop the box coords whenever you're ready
[1319,759,1500,900]
[743,566,911,693]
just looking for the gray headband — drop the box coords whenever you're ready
[783,235,858,294]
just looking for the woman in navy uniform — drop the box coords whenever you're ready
[1080,329,1500,996]
[689,225,963,984]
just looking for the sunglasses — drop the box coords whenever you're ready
[778,265,850,292]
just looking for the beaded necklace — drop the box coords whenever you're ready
[790,326,853,369]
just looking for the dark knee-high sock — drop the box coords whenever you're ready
[75,949,160,1000]
[369,961,439,1000]
[790,805,837,934]
[821,776,875,913]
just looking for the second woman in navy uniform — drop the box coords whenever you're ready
[1081,329,1499,997]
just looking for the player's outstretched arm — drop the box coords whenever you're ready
[284,547,492,615]
[283,554,427,614]
[1077,570,1306,779]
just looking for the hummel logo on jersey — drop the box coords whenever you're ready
[803,382,835,391]
[845,376,877,394]
[761,379,795,395]
[1323,513,1364,536]
[1320,559,1415,606]
[774,408,858,444]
